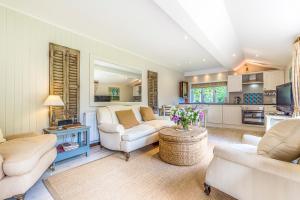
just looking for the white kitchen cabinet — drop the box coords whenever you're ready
[222,105,242,125]
[228,75,242,92]
[263,71,284,91]
[207,105,223,124]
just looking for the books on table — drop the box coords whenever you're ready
[57,142,79,152]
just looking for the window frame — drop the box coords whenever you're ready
[191,85,227,103]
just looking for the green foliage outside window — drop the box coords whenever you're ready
[191,86,227,103]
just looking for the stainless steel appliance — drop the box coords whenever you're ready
[242,109,264,125]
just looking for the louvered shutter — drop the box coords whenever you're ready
[147,71,158,113]
[49,43,80,123]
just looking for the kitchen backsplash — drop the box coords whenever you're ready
[243,93,263,104]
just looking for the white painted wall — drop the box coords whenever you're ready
[0,5,183,136]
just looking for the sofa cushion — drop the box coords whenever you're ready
[257,119,300,161]
[122,124,156,141]
[140,107,156,121]
[108,105,143,124]
[144,120,174,131]
[116,109,140,129]
[0,134,57,176]
[0,154,4,180]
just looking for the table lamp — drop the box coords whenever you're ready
[44,95,65,127]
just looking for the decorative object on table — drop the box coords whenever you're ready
[43,95,65,127]
[57,119,73,127]
[147,70,158,113]
[109,87,120,101]
[291,36,300,117]
[159,126,208,166]
[43,126,90,164]
[62,123,82,129]
[61,142,79,151]
[170,106,203,130]
[234,96,241,104]
[49,43,80,123]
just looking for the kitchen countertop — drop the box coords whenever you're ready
[179,103,276,106]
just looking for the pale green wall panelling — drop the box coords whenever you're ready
[0,5,183,136]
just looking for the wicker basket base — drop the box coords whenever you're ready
[159,127,208,166]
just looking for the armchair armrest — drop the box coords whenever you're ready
[214,144,300,183]
[98,123,125,134]
[242,134,261,146]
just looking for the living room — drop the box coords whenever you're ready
[0,0,300,200]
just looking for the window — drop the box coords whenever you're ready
[191,83,227,103]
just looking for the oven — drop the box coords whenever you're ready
[242,110,265,125]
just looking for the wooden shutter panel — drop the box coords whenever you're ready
[65,49,80,119]
[49,43,80,123]
[147,71,158,113]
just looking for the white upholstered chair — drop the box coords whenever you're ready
[0,132,57,200]
[204,120,300,200]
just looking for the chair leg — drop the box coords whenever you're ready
[124,152,130,161]
[204,183,211,195]
[14,193,25,200]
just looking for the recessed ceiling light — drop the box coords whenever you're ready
[202,58,206,62]
[184,35,189,40]
[255,54,259,57]
[232,53,236,57]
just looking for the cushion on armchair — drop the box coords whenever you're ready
[115,109,139,129]
[257,119,300,161]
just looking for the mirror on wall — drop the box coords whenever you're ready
[90,57,142,105]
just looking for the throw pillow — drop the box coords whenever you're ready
[140,106,156,121]
[0,129,6,143]
[115,109,139,129]
[257,119,300,161]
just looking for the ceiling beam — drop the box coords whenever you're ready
[154,0,244,69]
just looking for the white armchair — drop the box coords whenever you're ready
[204,134,300,200]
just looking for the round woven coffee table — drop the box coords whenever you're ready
[159,127,208,166]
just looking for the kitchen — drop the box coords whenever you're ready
[181,63,288,131]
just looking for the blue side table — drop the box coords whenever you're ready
[43,126,90,167]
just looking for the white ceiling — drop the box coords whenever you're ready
[0,0,299,73]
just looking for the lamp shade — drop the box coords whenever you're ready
[43,95,65,106]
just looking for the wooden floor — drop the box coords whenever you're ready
[15,127,262,200]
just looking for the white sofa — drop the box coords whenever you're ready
[204,134,300,200]
[96,105,174,160]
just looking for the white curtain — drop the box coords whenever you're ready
[292,37,300,117]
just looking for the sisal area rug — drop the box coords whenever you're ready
[44,143,235,200]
